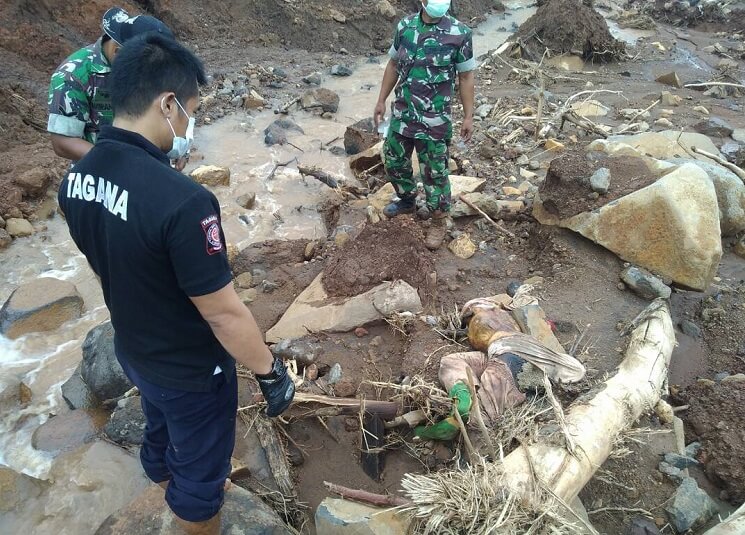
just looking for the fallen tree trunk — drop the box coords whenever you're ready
[702,503,745,535]
[500,299,675,502]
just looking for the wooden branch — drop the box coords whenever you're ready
[535,74,545,141]
[452,395,477,462]
[458,194,517,238]
[560,111,608,139]
[626,98,660,125]
[254,414,296,499]
[691,146,745,182]
[297,164,339,188]
[276,97,300,114]
[267,157,298,180]
[684,82,745,90]
[702,502,745,535]
[292,393,399,420]
[323,481,411,507]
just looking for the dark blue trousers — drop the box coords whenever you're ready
[119,360,238,522]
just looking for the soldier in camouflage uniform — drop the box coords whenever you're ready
[47,7,172,163]
[374,0,475,250]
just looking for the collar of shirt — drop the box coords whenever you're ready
[98,125,171,165]
[89,37,112,74]
[417,10,453,32]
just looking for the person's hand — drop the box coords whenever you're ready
[257,357,295,417]
[174,155,189,173]
[374,100,386,130]
[460,117,474,143]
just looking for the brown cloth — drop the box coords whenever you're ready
[439,351,526,425]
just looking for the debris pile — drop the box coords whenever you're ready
[512,0,626,62]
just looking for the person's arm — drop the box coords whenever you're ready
[50,134,94,161]
[374,59,399,129]
[47,68,93,161]
[455,29,477,142]
[458,71,475,142]
[189,283,272,375]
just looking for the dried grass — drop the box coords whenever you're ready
[400,456,591,535]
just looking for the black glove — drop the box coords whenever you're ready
[256,357,295,417]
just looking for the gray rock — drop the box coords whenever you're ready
[315,497,412,535]
[695,117,734,138]
[0,228,10,250]
[621,266,672,300]
[95,483,288,534]
[237,192,256,210]
[272,67,288,79]
[628,516,660,535]
[721,141,743,162]
[664,452,700,469]
[61,363,98,409]
[733,129,745,143]
[260,280,279,293]
[475,103,493,118]
[330,64,353,76]
[714,371,730,382]
[0,215,5,228]
[685,441,701,458]
[81,322,133,402]
[679,319,702,338]
[271,338,321,367]
[104,396,145,446]
[230,95,243,107]
[665,477,717,533]
[300,88,340,113]
[516,154,530,166]
[659,461,685,483]
[589,167,611,194]
[264,118,305,146]
[0,374,21,413]
[218,79,234,96]
[302,72,322,85]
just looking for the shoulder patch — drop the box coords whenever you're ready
[200,214,224,255]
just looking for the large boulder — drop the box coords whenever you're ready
[668,158,745,237]
[665,477,717,532]
[104,396,145,446]
[588,131,721,162]
[344,118,379,155]
[315,497,412,535]
[0,466,48,514]
[300,88,340,113]
[266,274,422,342]
[81,322,132,402]
[95,483,289,534]
[190,165,230,187]
[534,163,722,290]
[0,278,84,339]
[61,363,98,409]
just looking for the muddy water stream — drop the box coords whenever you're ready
[1,2,664,532]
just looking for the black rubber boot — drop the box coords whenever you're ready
[383,196,416,218]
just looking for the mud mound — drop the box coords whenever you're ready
[513,0,625,62]
[322,219,435,298]
[538,152,659,220]
[678,379,745,504]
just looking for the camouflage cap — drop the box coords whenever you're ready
[102,7,173,45]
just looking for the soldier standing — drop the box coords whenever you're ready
[47,7,172,164]
[374,0,475,250]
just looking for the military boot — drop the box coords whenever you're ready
[383,195,416,218]
[425,211,449,250]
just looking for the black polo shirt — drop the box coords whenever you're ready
[59,125,235,392]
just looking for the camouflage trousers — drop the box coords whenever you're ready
[383,131,451,212]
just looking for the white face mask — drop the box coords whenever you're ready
[162,96,194,159]
[423,0,451,18]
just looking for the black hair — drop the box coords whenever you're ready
[110,33,207,118]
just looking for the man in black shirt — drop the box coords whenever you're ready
[58,34,294,535]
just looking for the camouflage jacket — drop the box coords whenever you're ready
[47,38,113,145]
[388,12,475,141]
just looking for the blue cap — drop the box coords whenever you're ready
[102,7,174,45]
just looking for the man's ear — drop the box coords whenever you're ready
[158,92,178,117]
